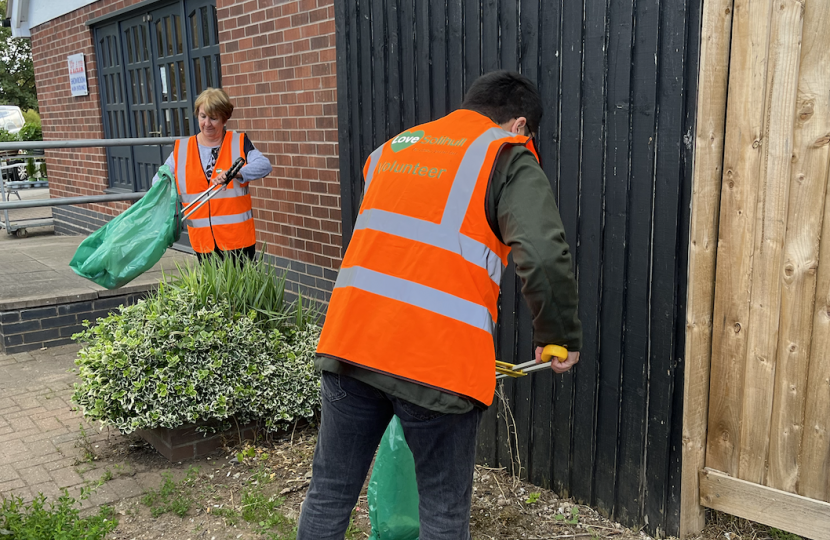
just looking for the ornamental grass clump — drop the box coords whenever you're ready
[72,254,321,435]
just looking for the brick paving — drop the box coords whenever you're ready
[0,343,178,510]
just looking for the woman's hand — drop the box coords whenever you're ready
[211,170,242,186]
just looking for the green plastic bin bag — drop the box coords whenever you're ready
[368,415,420,540]
[69,165,180,289]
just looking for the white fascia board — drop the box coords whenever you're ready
[8,0,30,38]
[24,0,98,30]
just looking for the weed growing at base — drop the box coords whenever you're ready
[141,466,199,517]
[140,464,299,539]
[0,490,117,539]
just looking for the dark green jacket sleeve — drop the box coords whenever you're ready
[488,145,582,351]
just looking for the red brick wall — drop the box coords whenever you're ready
[217,0,341,273]
[30,0,145,218]
[30,0,342,297]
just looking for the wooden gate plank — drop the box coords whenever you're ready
[399,0,416,130]
[333,0,356,248]
[430,0,447,116]
[386,0,402,137]
[644,0,693,531]
[680,0,733,538]
[615,0,660,524]
[414,0,431,124]
[570,0,606,509]
[700,468,830,540]
[706,0,773,477]
[798,0,830,501]
[769,0,830,495]
[463,0,482,86]
[552,0,584,499]
[447,0,464,108]
[738,0,804,485]
[592,0,634,515]
[800,184,830,502]
[680,0,734,535]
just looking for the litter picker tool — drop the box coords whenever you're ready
[181,157,246,221]
[496,344,568,379]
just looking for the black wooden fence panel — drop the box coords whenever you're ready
[334,0,701,535]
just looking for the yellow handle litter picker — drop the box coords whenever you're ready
[495,344,568,379]
[181,157,246,221]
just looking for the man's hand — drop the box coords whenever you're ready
[535,346,580,374]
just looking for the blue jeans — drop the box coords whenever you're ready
[297,372,483,540]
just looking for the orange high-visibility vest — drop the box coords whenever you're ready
[317,110,539,406]
[173,131,255,253]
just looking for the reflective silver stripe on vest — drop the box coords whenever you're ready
[354,208,503,285]
[176,137,189,195]
[334,266,495,334]
[231,131,241,161]
[178,183,249,203]
[363,146,384,194]
[188,209,253,229]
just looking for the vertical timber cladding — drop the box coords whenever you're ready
[334,0,701,535]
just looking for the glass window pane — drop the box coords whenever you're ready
[145,68,153,104]
[164,109,171,136]
[174,15,182,55]
[159,65,168,101]
[108,111,113,134]
[212,7,219,45]
[156,21,163,57]
[117,76,124,103]
[130,71,138,105]
[166,17,173,56]
[132,27,139,61]
[124,30,133,63]
[205,57,213,89]
[183,112,190,136]
[190,12,198,49]
[169,62,178,101]
[134,111,141,137]
[102,37,109,67]
[140,24,149,60]
[178,61,187,99]
[172,109,181,136]
[138,69,146,103]
[201,7,209,48]
[120,111,127,138]
[192,57,202,94]
[214,54,221,87]
[104,75,112,104]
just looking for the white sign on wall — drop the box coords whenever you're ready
[68,53,88,97]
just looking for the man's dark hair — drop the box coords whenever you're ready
[460,71,543,135]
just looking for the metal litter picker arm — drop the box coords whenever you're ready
[181,157,246,221]
[496,344,569,379]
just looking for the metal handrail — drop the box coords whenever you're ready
[0,137,181,233]
[0,137,180,151]
[0,192,145,211]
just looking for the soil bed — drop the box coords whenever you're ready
[68,426,788,540]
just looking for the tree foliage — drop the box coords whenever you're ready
[0,0,38,111]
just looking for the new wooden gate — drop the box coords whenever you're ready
[684,0,830,537]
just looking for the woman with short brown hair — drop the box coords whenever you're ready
[153,88,271,260]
